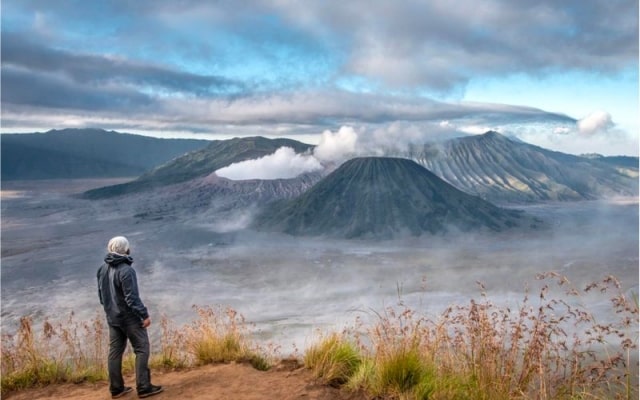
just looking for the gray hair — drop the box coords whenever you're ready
[107,236,130,255]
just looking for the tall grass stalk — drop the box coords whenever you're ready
[149,315,188,369]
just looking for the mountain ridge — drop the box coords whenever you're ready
[253,157,541,239]
[402,131,638,203]
[84,136,314,198]
[5,129,636,205]
[88,130,633,204]
[1,128,209,180]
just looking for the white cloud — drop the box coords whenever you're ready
[215,146,322,180]
[577,111,613,136]
[508,121,638,156]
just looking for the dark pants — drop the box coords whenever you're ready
[108,322,151,394]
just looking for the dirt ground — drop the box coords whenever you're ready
[3,361,367,400]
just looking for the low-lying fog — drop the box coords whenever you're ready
[1,179,638,352]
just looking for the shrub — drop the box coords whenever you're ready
[374,347,433,399]
[304,332,362,386]
[183,305,266,366]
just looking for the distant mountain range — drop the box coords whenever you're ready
[253,157,541,239]
[400,131,638,203]
[580,153,639,169]
[1,128,209,180]
[84,131,636,203]
[4,128,636,207]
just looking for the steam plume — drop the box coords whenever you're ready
[215,146,322,180]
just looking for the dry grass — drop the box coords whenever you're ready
[311,273,639,400]
[1,305,272,394]
[1,311,108,392]
[304,332,362,386]
[182,305,270,370]
[2,274,637,399]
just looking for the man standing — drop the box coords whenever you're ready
[97,236,163,399]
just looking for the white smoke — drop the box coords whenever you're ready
[359,121,467,154]
[577,111,613,136]
[215,123,475,180]
[313,126,359,162]
[215,146,322,180]
[216,126,362,180]
[553,127,571,135]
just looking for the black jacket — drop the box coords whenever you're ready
[97,253,149,326]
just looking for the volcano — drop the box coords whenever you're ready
[84,136,313,198]
[254,157,541,239]
[404,131,638,202]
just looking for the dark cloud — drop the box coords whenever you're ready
[0,83,575,135]
[273,0,638,89]
[0,0,634,156]
[3,1,636,93]
[1,66,153,111]
[1,32,243,97]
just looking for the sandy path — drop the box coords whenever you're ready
[3,362,366,400]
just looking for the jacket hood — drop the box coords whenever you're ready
[104,252,133,266]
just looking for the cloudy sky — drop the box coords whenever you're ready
[1,0,638,155]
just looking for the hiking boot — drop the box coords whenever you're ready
[112,386,133,398]
[138,385,163,398]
